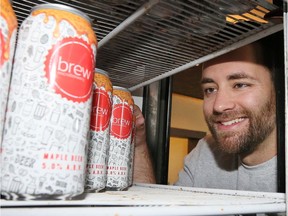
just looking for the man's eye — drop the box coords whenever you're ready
[234,83,249,89]
[204,88,216,95]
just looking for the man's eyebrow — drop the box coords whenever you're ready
[227,72,256,80]
[200,78,214,85]
[200,72,256,85]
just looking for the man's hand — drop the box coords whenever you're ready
[132,105,156,184]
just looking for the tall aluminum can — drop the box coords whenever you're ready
[0,0,18,146]
[106,86,134,191]
[128,115,136,187]
[1,3,97,200]
[85,68,112,192]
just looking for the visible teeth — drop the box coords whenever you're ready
[221,118,244,126]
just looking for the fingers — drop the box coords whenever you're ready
[133,105,146,147]
[133,105,145,129]
[133,104,142,118]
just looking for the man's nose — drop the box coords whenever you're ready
[213,90,235,113]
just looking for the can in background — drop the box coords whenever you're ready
[1,3,97,200]
[128,115,136,186]
[106,86,134,191]
[0,0,18,146]
[85,68,112,192]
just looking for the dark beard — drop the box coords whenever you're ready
[206,96,276,154]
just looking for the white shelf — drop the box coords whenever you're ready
[1,183,285,216]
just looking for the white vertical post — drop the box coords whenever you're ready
[284,1,288,216]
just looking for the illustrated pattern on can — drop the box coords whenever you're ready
[0,0,18,147]
[1,4,97,200]
[106,86,134,191]
[85,69,113,192]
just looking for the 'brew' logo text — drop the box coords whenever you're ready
[57,56,91,80]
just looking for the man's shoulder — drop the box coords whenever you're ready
[181,134,238,188]
[185,134,216,162]
[189,134,238,171]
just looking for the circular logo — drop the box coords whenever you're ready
[110,104,133,139]
[45,37,95,103]
[90,88,112,131]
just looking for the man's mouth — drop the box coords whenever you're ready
[220,117,245,126]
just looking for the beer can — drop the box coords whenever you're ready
[128,115,136,186]
[85,68,112,192]
[0,0,18,146]
[1,3,97,200]
[106,86,134,191]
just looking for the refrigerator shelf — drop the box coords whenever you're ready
[11,0,283,91]
[1,183,285,215]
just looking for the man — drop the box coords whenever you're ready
[132,31,284,192]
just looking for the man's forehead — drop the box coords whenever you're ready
[203,44,257,69]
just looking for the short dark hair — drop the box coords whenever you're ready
[253,30,284,82]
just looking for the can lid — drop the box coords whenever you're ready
[31,3,92,24]
[113,86,130,92]
[95,68,109,77]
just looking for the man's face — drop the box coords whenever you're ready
[201,46,276,154]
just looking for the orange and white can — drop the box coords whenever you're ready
[0,0,18,146]
[106,86,134,191]
[1,3,97,200]
[128,115,136,187]
[85,68,113,192]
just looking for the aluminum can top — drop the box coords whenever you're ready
[113,86,130,93]
[95,68,110,77]
[31,3,92,24]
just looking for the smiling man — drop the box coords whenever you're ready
[132,31,284,193]
[174,41,278,191]
[173,31,284,192]
[201,44,276,164]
